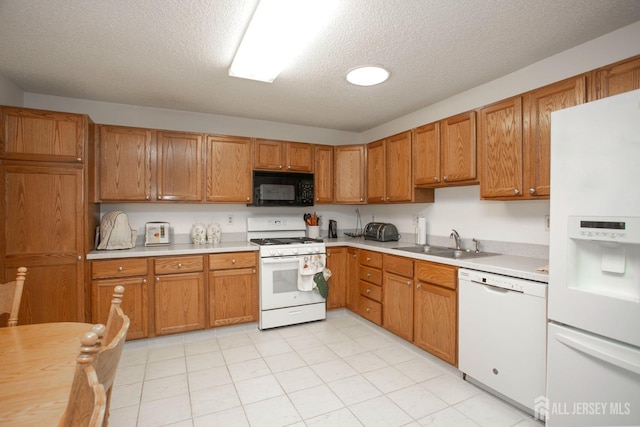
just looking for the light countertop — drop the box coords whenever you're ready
[87,237,548,283]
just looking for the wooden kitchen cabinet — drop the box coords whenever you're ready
[591,55,640,100]
[314,144,334,204]
[156,130,204,201]
[254,139,313,172]
[0,106,98,325]
[523,76,586,198]
[366,139,385,203]
[382,254,414,341]
[334,145,366,204]
[91,258,150,340]
[0,107,86,163]
[206,134,252,203]
[414,111,477,187]
[345,247,359,311]
[154,256,205,335]
[480,75,586,200]
[325,247,347,309]
[413,261,458,366]
[357,249,383,324]
[98,125,153,201]
[208,252,258,327]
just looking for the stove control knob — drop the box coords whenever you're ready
[277,249,284,256]
[313,247,320,253]
[292,248,298,254]
[305,247,313,254]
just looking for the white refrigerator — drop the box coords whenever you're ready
[546,89,640,426]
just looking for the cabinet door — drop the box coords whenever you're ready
[285,142,313,172]
[592,55,640,100]
[92,276,148,340]
[154,272,205,335]
[366,140,385,203]
[314,145,334,204]
[441,111,477,184]
[206,135,252,203]
[413,123,440,186]
[334,145,365,204]
[414,282,457,366]
[345,248,359,311]
[1,164,84,323]
[209,267,257,327]
[254,139,284,170]
[386,131,413,202]
[0,107,86,162]
[383,272,413,341]
[156,131,203,201]
[98,125,153,201]
[524,76,586,198]
[326,247,347,309]
[479,96,524,199]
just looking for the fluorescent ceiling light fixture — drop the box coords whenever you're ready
[346,66,390,86]
[229,0,338,83]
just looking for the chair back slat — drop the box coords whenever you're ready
[0,267,27,327]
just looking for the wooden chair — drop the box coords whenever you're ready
[92,286,130,427]
[0,266,27,327]
[58,330,107,427]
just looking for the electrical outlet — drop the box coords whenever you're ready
[545,215,550,231]
[228,215,234,225]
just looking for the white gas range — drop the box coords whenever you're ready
[247,216,327,330]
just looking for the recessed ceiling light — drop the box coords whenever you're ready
[346,66,390,86]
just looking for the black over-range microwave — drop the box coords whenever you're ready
[249,171,314,207]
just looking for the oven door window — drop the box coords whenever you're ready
[260,256,325,309]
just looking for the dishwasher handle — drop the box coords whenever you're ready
[472,280,518,293]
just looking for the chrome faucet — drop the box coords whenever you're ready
[450,229,461,250]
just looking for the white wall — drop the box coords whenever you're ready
[0,73,23,106]
[15,20,640,249]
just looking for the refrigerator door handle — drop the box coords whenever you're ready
[556,332,640,376]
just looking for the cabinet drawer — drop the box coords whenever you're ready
[209,252,256,270]
[92,258,148,279]
[415,261,458,290]
[358,295,382,325]
[359,266,382,285]
[359,250,382,268]
[359,281,382,302]
[383,254,413,278]
[155,256,204,274]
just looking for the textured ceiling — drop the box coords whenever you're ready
[1,1,639,132]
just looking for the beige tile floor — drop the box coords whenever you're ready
[109,311,543,427]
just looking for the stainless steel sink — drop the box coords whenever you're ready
[393,245,498,259]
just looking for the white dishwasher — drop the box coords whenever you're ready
[458,268,547,417]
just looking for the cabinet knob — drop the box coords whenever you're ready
[77,255,82,261]
[246,196,250,201]
[406,281,412,286]
[158,195,163,200]
[177,263,182,268]
[287,165,291,169]
[366,272,371,277]
[366,288,371,294]
[365,307,371,313]
[316,197,319,201]
[443,176,447,182]
[76,157,82,162]
[142,279,147,284]
[156,277,160,282]
[529,188,536,194]
[380,197,384,201]
[117,266,124,271]
[386,197,390,201]
[145,195,150,200]
[366,257,371,261]
[360,198,363,202]
[514,188,520,195]
[279,165,283,169]
[353,254,357,258]
[416,284,421,289]
[231,259,236,264]
[434,177,439,182]
[252,269,256,274]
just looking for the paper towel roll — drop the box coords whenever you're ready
[417,217,427,245]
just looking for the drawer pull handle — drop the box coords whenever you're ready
[366,307,371,313]
[232,259,236,264]
[366,273,371,277]
[117,266,123,271]
[177,263,182,268]
[366,288,371,294]
[366,257,371,261]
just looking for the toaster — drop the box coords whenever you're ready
[364,222,401,242]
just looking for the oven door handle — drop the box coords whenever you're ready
[261,256,300,265]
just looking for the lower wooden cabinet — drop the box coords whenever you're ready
[154,256,205,335]
[382,254,414,342]
[91,258,149,339]
[208,252,258,327]
[326,247,347,309]
[345,248,359,311]
[413,261,458,366]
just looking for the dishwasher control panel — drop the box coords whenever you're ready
[459,269,547,298]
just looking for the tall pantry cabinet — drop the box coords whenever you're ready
[0,106,99,324]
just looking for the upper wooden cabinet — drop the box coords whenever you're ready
[156,131,204,201]
[334,144,366,204]
[254,139,313,172]
[592,55,640,100]
[314,144,334,204]
[0,107,87,163]
[206,135,252,203]
[98,125,204,202]
[98,125,153,201]
[414,111,477,187]
[479,75,586,200]
[366,139,386,203]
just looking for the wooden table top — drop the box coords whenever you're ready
[0,322,94,426]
